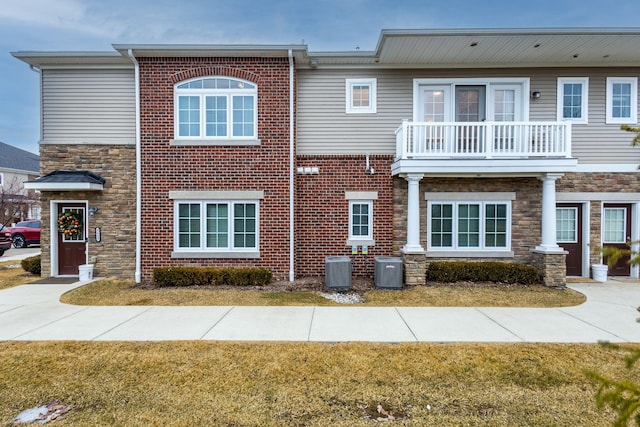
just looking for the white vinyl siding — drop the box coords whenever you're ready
[297,67,640,164]
[41,68,135,145]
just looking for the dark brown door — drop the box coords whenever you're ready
[556,204,582,276]
[57,203,86,275]
[603,204,632,276]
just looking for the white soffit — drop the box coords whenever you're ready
[310,28,640,68]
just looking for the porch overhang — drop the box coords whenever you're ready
[24,170,105,191]
[391,157,578,177]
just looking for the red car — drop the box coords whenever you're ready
[10,220,41,248]
[0,227,12,256]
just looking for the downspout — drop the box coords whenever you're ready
[288,49,295,282]
[127,49,142,283]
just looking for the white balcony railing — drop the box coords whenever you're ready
[395,121,572,160]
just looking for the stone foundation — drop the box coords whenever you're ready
[532,250,567,288]
[403,252,427,286]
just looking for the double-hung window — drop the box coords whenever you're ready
[174,199,259,255]
[349,200,373,241]
[557,78,588,124]
[606,77,638,124]
[175,77,257,140]
[345,191,377,245]
[428,200,511,251]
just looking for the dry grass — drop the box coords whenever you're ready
[61,278,586,307]
[0,341,631,426]
[0,260,40,290]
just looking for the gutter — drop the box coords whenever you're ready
[288,49,295,282]
[127,49,142,283]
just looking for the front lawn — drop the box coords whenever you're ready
[0,260,41,290]
[0,341,629,425]
[60,278,586,307]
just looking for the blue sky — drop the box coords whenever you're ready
[1,0,639,154]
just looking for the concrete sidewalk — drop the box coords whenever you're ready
[0,279,639,343]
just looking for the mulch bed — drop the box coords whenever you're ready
[133,276,549,294]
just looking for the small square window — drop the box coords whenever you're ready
[606,77,638,124]
[349,200,373,240]
[346,78,377,114]
[557,78,588,124]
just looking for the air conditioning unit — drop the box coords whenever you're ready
[325,256,352,290]
[374,256,403,289]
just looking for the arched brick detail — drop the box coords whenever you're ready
[170,66,261,85]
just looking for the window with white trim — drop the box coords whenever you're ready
[174,77,257,140]
[428,201,510,250]
[606,77,638,124]
[346,78,377,114]
[175,200,258,252]
[556,207,578,243]
[349,200,373,240]
[557,77,588,124]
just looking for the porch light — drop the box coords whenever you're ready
[531,91,541,99]
[88,206,99,217]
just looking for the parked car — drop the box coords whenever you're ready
[10,220,41,248]
[0,227,12,256]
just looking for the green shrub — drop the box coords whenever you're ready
[153,267,272,287]
[21,255,41,275]
[427,261,541,285]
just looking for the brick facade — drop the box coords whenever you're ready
[38,145,136,278]
[138,57,293,282]
[295,155,395,277]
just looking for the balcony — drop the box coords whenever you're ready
[392,120,577,176]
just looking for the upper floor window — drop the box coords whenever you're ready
[346,78,377,114]
[557,78,588,124]
[606,77,638,124]
[174,77,257,140]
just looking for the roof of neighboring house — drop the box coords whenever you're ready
[0,141,39,173]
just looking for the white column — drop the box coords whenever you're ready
[402,173,425,253]
[535,174,564,253]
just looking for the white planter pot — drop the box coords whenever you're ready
[592,264,608,282]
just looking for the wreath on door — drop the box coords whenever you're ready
[58,212,83,236]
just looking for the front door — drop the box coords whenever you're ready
[603,204,632,276]
[57,203,86,275]
[557,204,582,276]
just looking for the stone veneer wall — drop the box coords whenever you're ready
[532,251,567,288]
[558,172,640,268]
[38,145,137,278]
[393,176,543,264]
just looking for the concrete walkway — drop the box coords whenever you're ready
[0,278,639,343]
